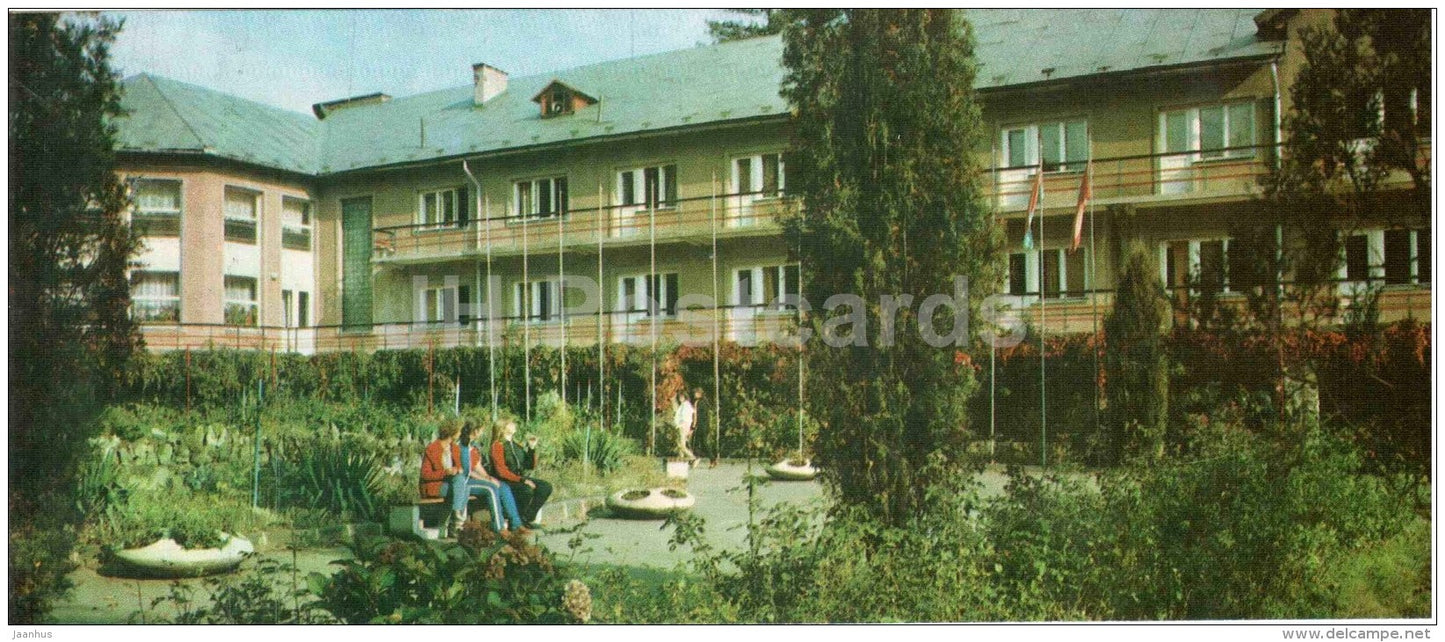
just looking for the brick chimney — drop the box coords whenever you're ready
[473,63,508,106]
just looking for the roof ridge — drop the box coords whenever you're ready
[141,73,209,151]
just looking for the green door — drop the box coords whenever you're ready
[341,197,373,330]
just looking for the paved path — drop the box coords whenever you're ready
[538,461,827,570]
[48,462,1040,622]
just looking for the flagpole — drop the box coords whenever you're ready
[1039,193,1046,469]
[1088,167,1100,454]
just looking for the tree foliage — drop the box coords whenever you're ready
[10,12,139,446]
[781,9,1001,526]
[1103,243,1169,463]
[706,9,792,43]
[9,12,137,621]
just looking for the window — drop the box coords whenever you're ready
[513,279,560,323]
[1006,250,1088,299]
[732,153,785,199]
[281,197,312,251]
[417,187,470,229]
[1349,229,1431,287]
[618,273,679,319]
[131,271,179,323]
[133,179,181,237]
[418,283,472,325]
[223,275,258,326]
[1159,238,1239,294]
[282,289,313,328]
[223,187,259,244]
[514,176,568,219]
[1002,120,1089,172]
[733,265,800,309]
[544,89,572,117]
[1160,102,1256,160]
[618,165,678,209]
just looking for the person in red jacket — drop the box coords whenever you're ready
[420,419,466,537]
[489,419,552,528]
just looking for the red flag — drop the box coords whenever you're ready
[1023,163,1044,248]
[1070,161,1092,252]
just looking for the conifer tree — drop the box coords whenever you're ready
[781,9,1001,525]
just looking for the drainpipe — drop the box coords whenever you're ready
[462,159,494,421]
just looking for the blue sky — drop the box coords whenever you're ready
[104,9,735,115]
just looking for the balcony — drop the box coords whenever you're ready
[988,145,1274,215]
[372,191,795,265]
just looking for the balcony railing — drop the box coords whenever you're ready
[372,190,795,263]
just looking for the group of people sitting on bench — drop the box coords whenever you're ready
[420,417,553,538]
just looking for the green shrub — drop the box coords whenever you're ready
[558,428,637,474]
[136,555,335,624]
[277,438,385,522]
[309,526,586,624]
[99,491,260,551]
[9,524,78,624]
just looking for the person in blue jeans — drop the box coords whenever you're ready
[458,418,529,536]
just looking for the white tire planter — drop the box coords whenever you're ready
[111,533,254,578]
[765,459,818,481]
[605,488,696,519]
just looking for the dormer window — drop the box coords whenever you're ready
[532,80,597,119]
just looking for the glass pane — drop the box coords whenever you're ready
[1165,111,1190,153]
[665,273,679,315]
[424,193,438,224]
[1199,240,1225,292]
[1066,248,1086,296]
[664,165,677,204]
[538,179,552,215]
[620,172,634,206]
[1418,229,1431,283]
[1042,250,1061,297]
[1065,120,1089,165]
[1041,124,1062,170]
[224,189,255,220]
[427,290,439,321]
[1200,107,1224,158]
[137,181,180,212]
[555,177,568,214]
[282,198,308,227]
[736,158,752,193]
[1345,235,1369,281]
[1008,254,1027,295]
[643,168,659,207]
[1227,103,1254,154]
[762,154,780,195]
[443,190,455,223]
[1007,129,1028,167]
[298,292,309,327]
[763,266,780,303]
[737,270,753,305]
[1384,229,1412,285]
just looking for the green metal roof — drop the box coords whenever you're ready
[115,9,1283,177]
[115,73,321,174]
[968,9,1282,88]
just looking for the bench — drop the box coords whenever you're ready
[388,489,504,540]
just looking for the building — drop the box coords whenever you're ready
[112,9,1431,354]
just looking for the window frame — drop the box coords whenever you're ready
[281,196,312,251]
[1006,248,1091,300]
[130,270,180,324]
[512,175,570,220]
[223,274,259,327]
[1158,101,1257,162]
[132,178,183,237]
[514,278,562,324]
[731,152,787,200]
[617,272,679,320]
[616,164,679,210]
[1000,119,1090,173]
[222,186,260,244]
[416,186,463,230]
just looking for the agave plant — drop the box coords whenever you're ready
[279,439,385,522]
[559,428,637,474]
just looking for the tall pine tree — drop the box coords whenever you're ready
[781,10,1001,526]
[9,13,138,486]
